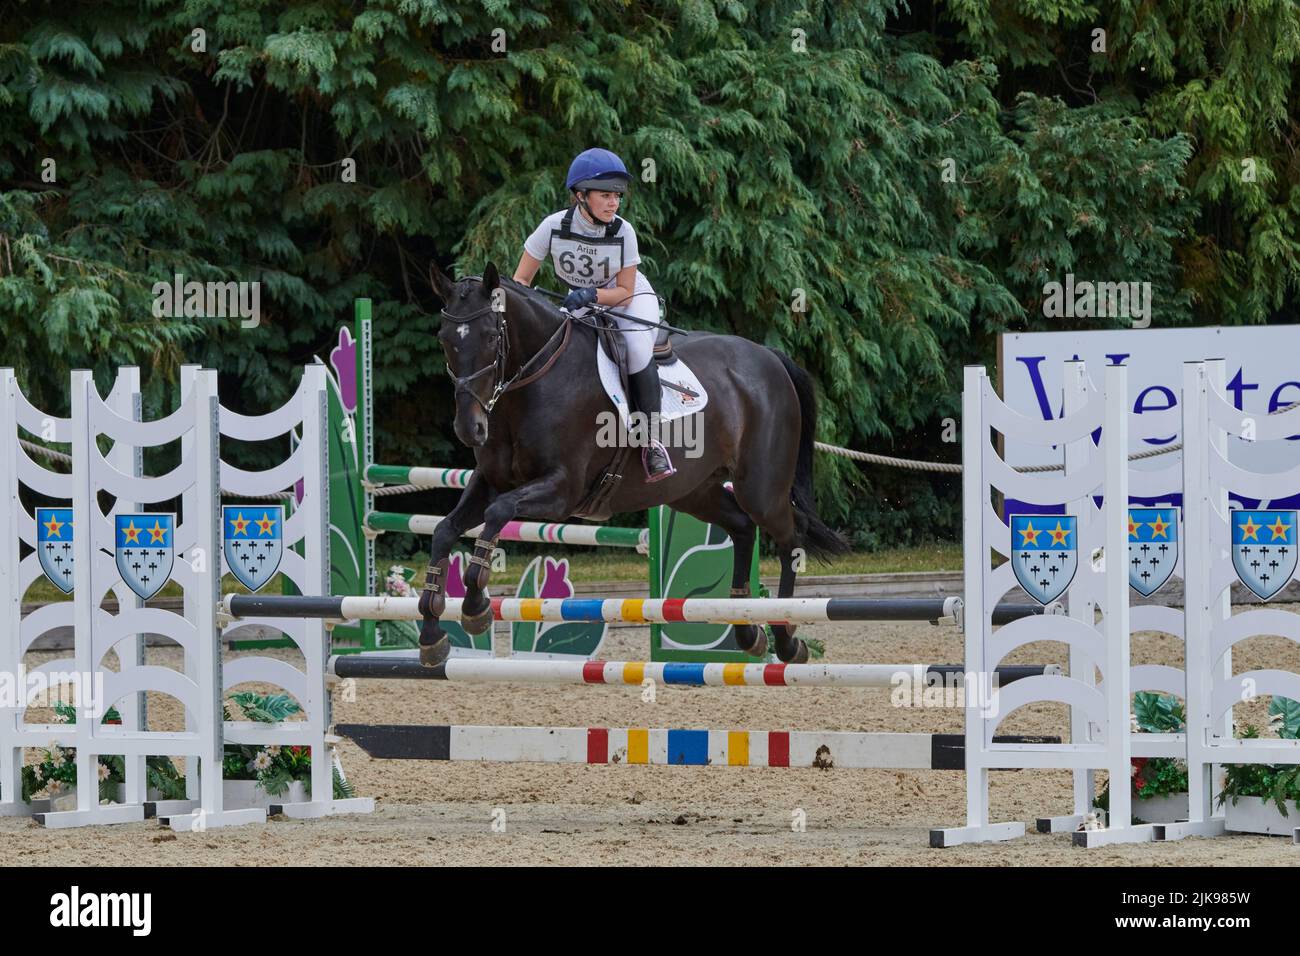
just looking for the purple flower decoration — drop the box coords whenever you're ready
[538,557,573,599]
[329,326,358,414]
[445,553,467,597]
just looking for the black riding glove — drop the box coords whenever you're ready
[562,287,598,311]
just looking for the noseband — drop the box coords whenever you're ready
[441,279,573,415]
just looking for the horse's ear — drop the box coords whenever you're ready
[483,262,499,292]
[428,262,455,302]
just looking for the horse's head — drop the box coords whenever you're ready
[430,262,508,447]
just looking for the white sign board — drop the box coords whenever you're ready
[1000,326,1300,506]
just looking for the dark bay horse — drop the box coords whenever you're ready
[417,262,848,664]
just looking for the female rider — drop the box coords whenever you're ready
[512,148,675,482]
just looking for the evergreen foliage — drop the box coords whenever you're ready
[1,1,1294,541]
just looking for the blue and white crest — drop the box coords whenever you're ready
[115,514,175,600]
[1011,514,1077,605]
[223,505,284,592]
[1231,509,1297,602]
[36,507,75,593]
[1129,507,1179,596]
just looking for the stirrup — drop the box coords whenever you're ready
[642,440,676,483]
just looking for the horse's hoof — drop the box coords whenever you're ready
[419,635,451,667]
[777,639,809,664]
[736,625,767,658]
[462,605,494,635]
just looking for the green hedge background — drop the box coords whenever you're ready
[2,1,1296,547]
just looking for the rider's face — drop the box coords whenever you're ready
[581,190,622,222]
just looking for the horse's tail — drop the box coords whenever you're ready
[771,349,851,562]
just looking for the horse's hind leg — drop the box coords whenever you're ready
[667,482,767,658]
[769,541,808,662]
[730,484,808,663]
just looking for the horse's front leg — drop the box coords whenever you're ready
[459,472,576,635]
[418,473,494,666]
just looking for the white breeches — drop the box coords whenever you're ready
[580,272,658,373]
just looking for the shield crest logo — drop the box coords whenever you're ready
[223,505,284,593]
[1129,507,1179,596]
[1011,514,1077,605]
[115,514,175,600]
[1231,509,1298,601]
[36,507,75,593]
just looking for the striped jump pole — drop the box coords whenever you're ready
[365,464,473,489]
[225,594,1043,626]
[367,511,649,551]
[336,723,1060,768]
[328,656,1060,687]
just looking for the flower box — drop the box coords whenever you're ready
[222,779,308,810]
[37,781,308,813]
[40,783,168,812]
[1224,796,1300,837]
[1130,792,1189,824]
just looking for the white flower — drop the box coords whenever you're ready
[250,751,273,772]
[266,746,281,757]
[46,780,62,795]
[97,764,110,782]
[1174,759,1188,773]
[52,712,69,724]
[1129,762,1139,778]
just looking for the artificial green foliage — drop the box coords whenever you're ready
[16,703,186,804]
[1133,689,1185,734]
[1220,699,1300,815]
[2,1,1294,539]
[222,691,352,799]
[1096,692,1189,814]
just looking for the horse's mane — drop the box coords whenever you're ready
[499,275,570,324]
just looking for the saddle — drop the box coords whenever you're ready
[597,323,676,366]
[575,314,708,520]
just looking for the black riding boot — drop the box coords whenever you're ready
[627,365,676,482]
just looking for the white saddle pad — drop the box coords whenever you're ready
[596,342,709,426]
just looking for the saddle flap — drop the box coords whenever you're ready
[595,341,709,425]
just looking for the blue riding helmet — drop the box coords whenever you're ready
[566,148,630,193]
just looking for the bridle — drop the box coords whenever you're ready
[441,278,573,415]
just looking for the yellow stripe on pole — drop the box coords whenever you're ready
[727,731,750,766]
[518,599,542,621]
[622,662,645,686]
[620,599,645,622]
[722,663,747,685]
[628,729,649,764]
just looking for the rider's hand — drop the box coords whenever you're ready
[562,286,598,312]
